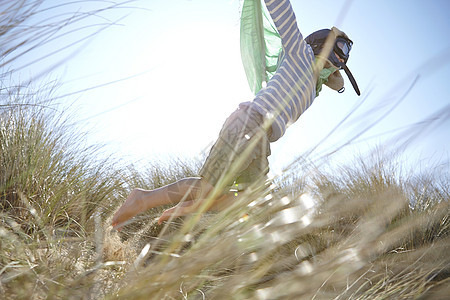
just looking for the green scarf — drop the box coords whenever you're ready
[316,66,337,96]
[240,0,282,95]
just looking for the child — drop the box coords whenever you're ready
[112,0,359,230]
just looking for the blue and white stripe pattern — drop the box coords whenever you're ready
[241,0,316,142]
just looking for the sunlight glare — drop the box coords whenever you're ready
[300,215,311,227]
[337,248,361,264]
[256,287,272,300]
[280,196,291,206]
[248,252,259,262]
[248,200,257,207]
[297,261,313,275]
[300,193,315,210]
[279,206,303,225]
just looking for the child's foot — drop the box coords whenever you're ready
[112,188,147,230]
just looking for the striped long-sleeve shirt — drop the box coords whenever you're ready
[241,0,316,142]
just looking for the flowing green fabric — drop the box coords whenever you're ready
[240,0,282,95]
[316,66,338,96]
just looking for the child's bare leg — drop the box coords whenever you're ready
[157,191,240,224]
[112,177,211,229]
[157,200,198,224]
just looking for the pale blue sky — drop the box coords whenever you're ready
[9,0,450,174]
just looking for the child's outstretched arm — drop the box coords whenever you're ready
[263,0,303,54]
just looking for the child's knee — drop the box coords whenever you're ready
[181,177,206,200]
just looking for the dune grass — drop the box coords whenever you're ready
[1,92,448,299]
[1,1,449,299]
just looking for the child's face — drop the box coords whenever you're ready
[324,52,344,73]
[333,52,345,66]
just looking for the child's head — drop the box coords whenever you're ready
[306,27,360,95]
